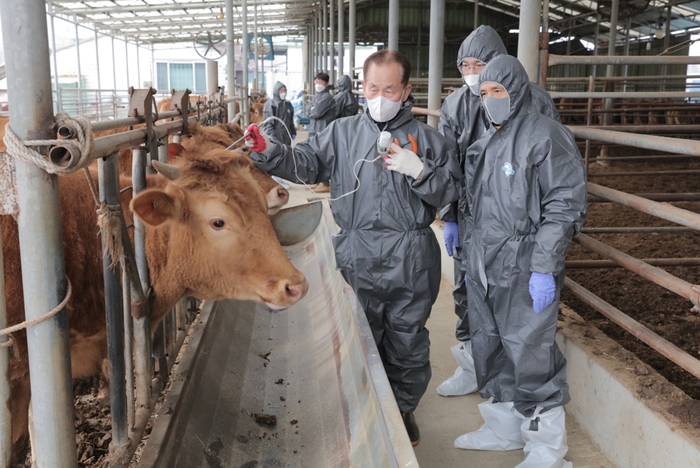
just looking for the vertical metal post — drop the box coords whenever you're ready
[388,0,399,51]
[131,147,152,416]
[474,0,479,29]
[427,0,445,129]
[517,0,541,81]
[338,0,344,78]
[0,237,9,467]
[661,5,672,91]
[112,35,117,90]
[136,42,142,87]
[349,0,356,77]
[322,0,328,73]
[242,0,250,126]
[125,40,130,88]
[253,3,259,92]
[623,17,631,92]
[75,16,84,115]
[417,19,422,77]
[599,0,619,166]
[95,29,102,118]
[49,9,62,113]
[316,7,321,75]
[593,15,600,78]
[226,0,236,118]
[302,34,309,92]
[98,155,128,447]
[207,60,219,97]
[121,261,135,430]
[585,75,594,167]
[539,0,550,87]
[0,0,78,464]
[330,0,336,83]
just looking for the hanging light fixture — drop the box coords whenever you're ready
[655,17,666,39]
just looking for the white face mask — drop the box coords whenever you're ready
[464,74,480,96]
[367,90,405,123]
[315,84,325,93]
[279,92,287,100]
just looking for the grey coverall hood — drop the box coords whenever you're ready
[251,102,462,413]
[271,80,286,102]
[262,81,296,145]
[463,53,587,417]
[456,25,507,68]
[308,84,335,135]
[478,55,531,127]
[333,74,359,119]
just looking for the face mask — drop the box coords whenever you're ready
[279,92,287,100]
[315,84,325,93]
[483,94,511,126]
[464,74,480,96]
[367,90,405,123]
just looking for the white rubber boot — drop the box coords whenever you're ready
[515,406,573,468]
[436,341,479,396]
[454,398,525,451]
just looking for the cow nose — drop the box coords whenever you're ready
[284,277,309,302]
[276,187,289,204]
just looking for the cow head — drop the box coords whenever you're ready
[170,124,289,215]
[131,149,308,311]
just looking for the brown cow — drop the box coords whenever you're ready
[175,122,289,215]
[2,149,308,461]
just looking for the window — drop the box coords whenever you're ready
[156,62,207,94]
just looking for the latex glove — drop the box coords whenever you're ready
[385,143,424,179]
[529,272,556,313]
[244,124,274,156]
[444,221,460,257]
[292,134,296,140]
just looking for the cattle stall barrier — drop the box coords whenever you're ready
[0,15,235,463]
[135,200,419,468]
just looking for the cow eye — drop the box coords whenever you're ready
[210,219,226,230]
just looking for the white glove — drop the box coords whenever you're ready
[385,143,424,180]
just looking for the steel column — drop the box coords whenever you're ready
[349,0,356,76]
[50,10,62,113]
[0,0,78,464]
[516,0,541,81]
[98,155,128,447]
[226,0,236,118]
[322,0,328,73]
[330,0,335,83]
[254,3,259,91]
[427,0,445,129]
[338,0,344,77]
[242,0,250,126]
[474,0,479,29]
[388,0,399,51]
[207,60,219,96]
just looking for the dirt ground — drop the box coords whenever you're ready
[34,144,700,468]
[562,145,700,406]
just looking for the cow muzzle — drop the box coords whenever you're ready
[264,273,308,310]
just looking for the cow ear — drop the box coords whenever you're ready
[130,189,180,226]
[168,143,185,162]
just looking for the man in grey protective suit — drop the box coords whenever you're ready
[333,74,359,119]
[308,72,336,138]
[244,50,462,447]
[262,81,297,145]
[454,54,586,468]
[436,24,561,398]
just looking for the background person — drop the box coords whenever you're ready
[245,50,462,447]
[333,74,359,119]
[262,81,297,145]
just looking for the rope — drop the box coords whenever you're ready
[2,112,95,175]
[0,278,72,358]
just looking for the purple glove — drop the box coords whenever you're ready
[444,221,460,257]
[529,272,556,313]
[292,134,297,140]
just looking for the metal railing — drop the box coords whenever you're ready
[56,87,132,120]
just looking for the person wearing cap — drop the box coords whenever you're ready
[454,54,586,468]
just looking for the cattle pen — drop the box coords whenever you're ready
[2,0,700,467]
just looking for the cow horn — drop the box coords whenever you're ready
[152,160,180,181]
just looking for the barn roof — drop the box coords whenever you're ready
[49,0,700,48]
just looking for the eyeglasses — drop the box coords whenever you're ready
[460,62,486,72]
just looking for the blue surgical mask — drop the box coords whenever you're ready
[483,95,511,126]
